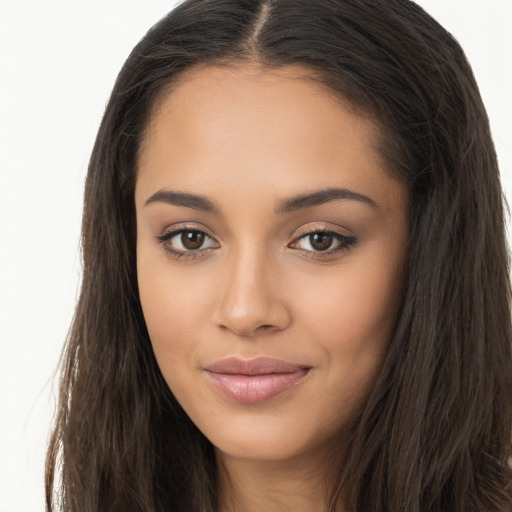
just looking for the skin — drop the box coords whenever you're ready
[135,64,408,512]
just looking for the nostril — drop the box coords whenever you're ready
[217,322,278,339]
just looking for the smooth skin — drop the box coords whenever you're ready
[135,64,408,512]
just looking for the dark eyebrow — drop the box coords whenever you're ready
[145,190,221,214]
[145,187,377,214]
[276,188,378,214]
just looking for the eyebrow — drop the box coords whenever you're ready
[145,190,221,213]
[276,188,378,213]
[144,187,377,214]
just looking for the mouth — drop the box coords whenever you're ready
[204,357,312,404]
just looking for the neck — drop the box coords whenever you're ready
[216,447,345,512]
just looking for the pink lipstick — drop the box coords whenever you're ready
[204,357,311,404]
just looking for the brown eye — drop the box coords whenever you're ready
[181,230,205,250]
[290,229,357,257]
[309,233,333,251]
[157,228,219,257]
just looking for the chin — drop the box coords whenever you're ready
[217,436,298,462]
[200,413,340,466]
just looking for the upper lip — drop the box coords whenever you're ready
[205,357,311,375]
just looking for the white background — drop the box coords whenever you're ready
[0,1,510,511]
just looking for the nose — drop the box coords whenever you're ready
[214,248,292,339]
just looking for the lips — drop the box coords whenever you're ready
[204,357,311,404]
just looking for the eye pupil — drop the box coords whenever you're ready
[181,230,205,250]
[310,233,333,251]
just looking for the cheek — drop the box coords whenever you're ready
[294,251,402,347]
[137,251,232,403]
[290,246,403,403]
[137,258,205,364]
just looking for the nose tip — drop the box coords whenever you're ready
[216,299,291,339]
[214,258,291,339]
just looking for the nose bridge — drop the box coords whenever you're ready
[216,240,290,337]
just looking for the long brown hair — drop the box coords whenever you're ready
[46,1,512,510]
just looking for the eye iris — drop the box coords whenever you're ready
[310,233,333,251]
[181,231,205,250]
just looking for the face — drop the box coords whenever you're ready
[135,64,408,466]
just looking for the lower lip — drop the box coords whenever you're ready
[205,370,310,404]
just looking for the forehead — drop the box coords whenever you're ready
[136,63,404,216]
[138,63,379,165]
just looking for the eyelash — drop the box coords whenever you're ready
[156,225,357,261]
[156,224,218,261]
[289,228,357,259]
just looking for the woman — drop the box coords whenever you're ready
[45,0,512,510]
